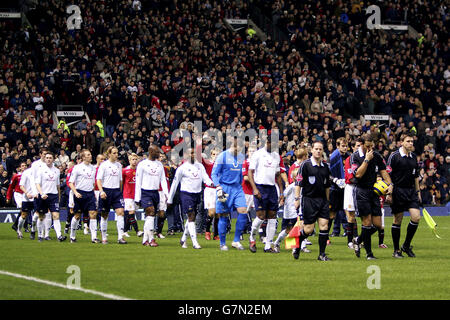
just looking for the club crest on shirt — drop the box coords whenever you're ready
[308,176,316,184]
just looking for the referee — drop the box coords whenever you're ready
[351,134,393,260]
[294,141,332,261]
[386,133,421,258]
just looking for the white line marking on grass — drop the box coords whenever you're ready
[0,270,134,300]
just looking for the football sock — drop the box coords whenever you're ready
[100,216,108,241]
[44,213,52,237]
[148,216,155,241]
[53,219,62,238]
[37,218,44,238]
[187,221,199,247]
[66,212,73,229]
[250,217,264,241]
[181,220,189,242]
[157,215,166,234]
[143,216,151,243]
[124,211,130,232]
[70,217,79,239]
[391,223,401,251]
[12,212,20,229]
[205,215,213,233]
[300,239,307,250]
[233,213,247,243]
[129,214,139,232]
[299,229,309,244]
[213,215,219,237]
[264,219,276,250]
[218,216,228,246]
[17,216,25,233]
[403,221,419,248]
[116,215,124,240]
[31,213,38,232]
[361,225,372,254]
[90,219,97,241]
[347,222,354,243]
[378,227,385,245]
[274,229,287,245]
[318,229,328,255]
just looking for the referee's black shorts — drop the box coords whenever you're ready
[301,197,330,225]
[329,187,344,213]
[354,187,382,217]
[391,187,420,214]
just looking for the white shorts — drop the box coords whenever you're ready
[158,190,167,211]
[124,198,137,212]
[14,192,23,209]
[68,190,74,209]
[343,184,356,212]
[203,187,216,210]
[245,194,254,209]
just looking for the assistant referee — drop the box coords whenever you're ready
[386,133,421,258]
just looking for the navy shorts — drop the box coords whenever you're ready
[98,188,124,213]
[35,193,59,213]
[281,218,297,230]
[254,184,279,212]
[180,191,201,215]
[21,201,34,213]
[141,189,160,210]
[391,187,420,214]
[301,197,329,225]
[354,187,382,217]
[74,190,97,213]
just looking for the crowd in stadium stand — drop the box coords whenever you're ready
[0,0,449,207]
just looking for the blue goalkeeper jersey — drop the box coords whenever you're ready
[211,150,245,186]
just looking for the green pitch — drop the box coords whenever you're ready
[1,217,449,300]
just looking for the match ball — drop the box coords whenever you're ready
[373,180,389,196]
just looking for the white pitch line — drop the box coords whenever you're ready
[0,270,134,300]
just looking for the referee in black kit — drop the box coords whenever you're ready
[294,141,332,261]
[386,133,421,258]
[351,133,393,260]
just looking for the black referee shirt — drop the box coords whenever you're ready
[386,148,418,188]
[296,157,331,198]
[350,148,386,189]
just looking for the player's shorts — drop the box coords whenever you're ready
[74,190,97,213]
[21,200,34,213]
[344,184,356,212]
[14,192,23,209]
[158,190,167,211]
[391,187,420,214]
[35,193,60,214]
[245,193,254,209]
[140,189,159,210]
[179,191,201,215]
[301,196,330,225]
[253,184,279,213]
[124,198,137,212]
[354,186,382,217]
[215,183,247,214]
[281,217,297,230]
[329,187,344,212]
[68,190,74,209]
[203,187,216,210]
[98,188,124,213]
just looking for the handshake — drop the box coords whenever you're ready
[333,178,346,189]
[216,186,229,203]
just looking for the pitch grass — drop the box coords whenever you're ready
[0,217,450,300]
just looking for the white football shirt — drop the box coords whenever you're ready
[69,162,96,192]
[249,147,280,185]
[97,160,122,189]
[134,159,168,202]
[36,165,60,195]
[19,168,35,202]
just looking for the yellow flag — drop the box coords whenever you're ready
[422,208,442,239]
[285,217,302,249]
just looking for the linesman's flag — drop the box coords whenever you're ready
[285,216,302,249]
[422,208,442,239]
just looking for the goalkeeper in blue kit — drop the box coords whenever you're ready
[211,137,248,251]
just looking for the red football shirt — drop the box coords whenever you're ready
[241,159,253,195]
[7,173,23,201]
[66,167,73,188]
[122,166,136,199]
